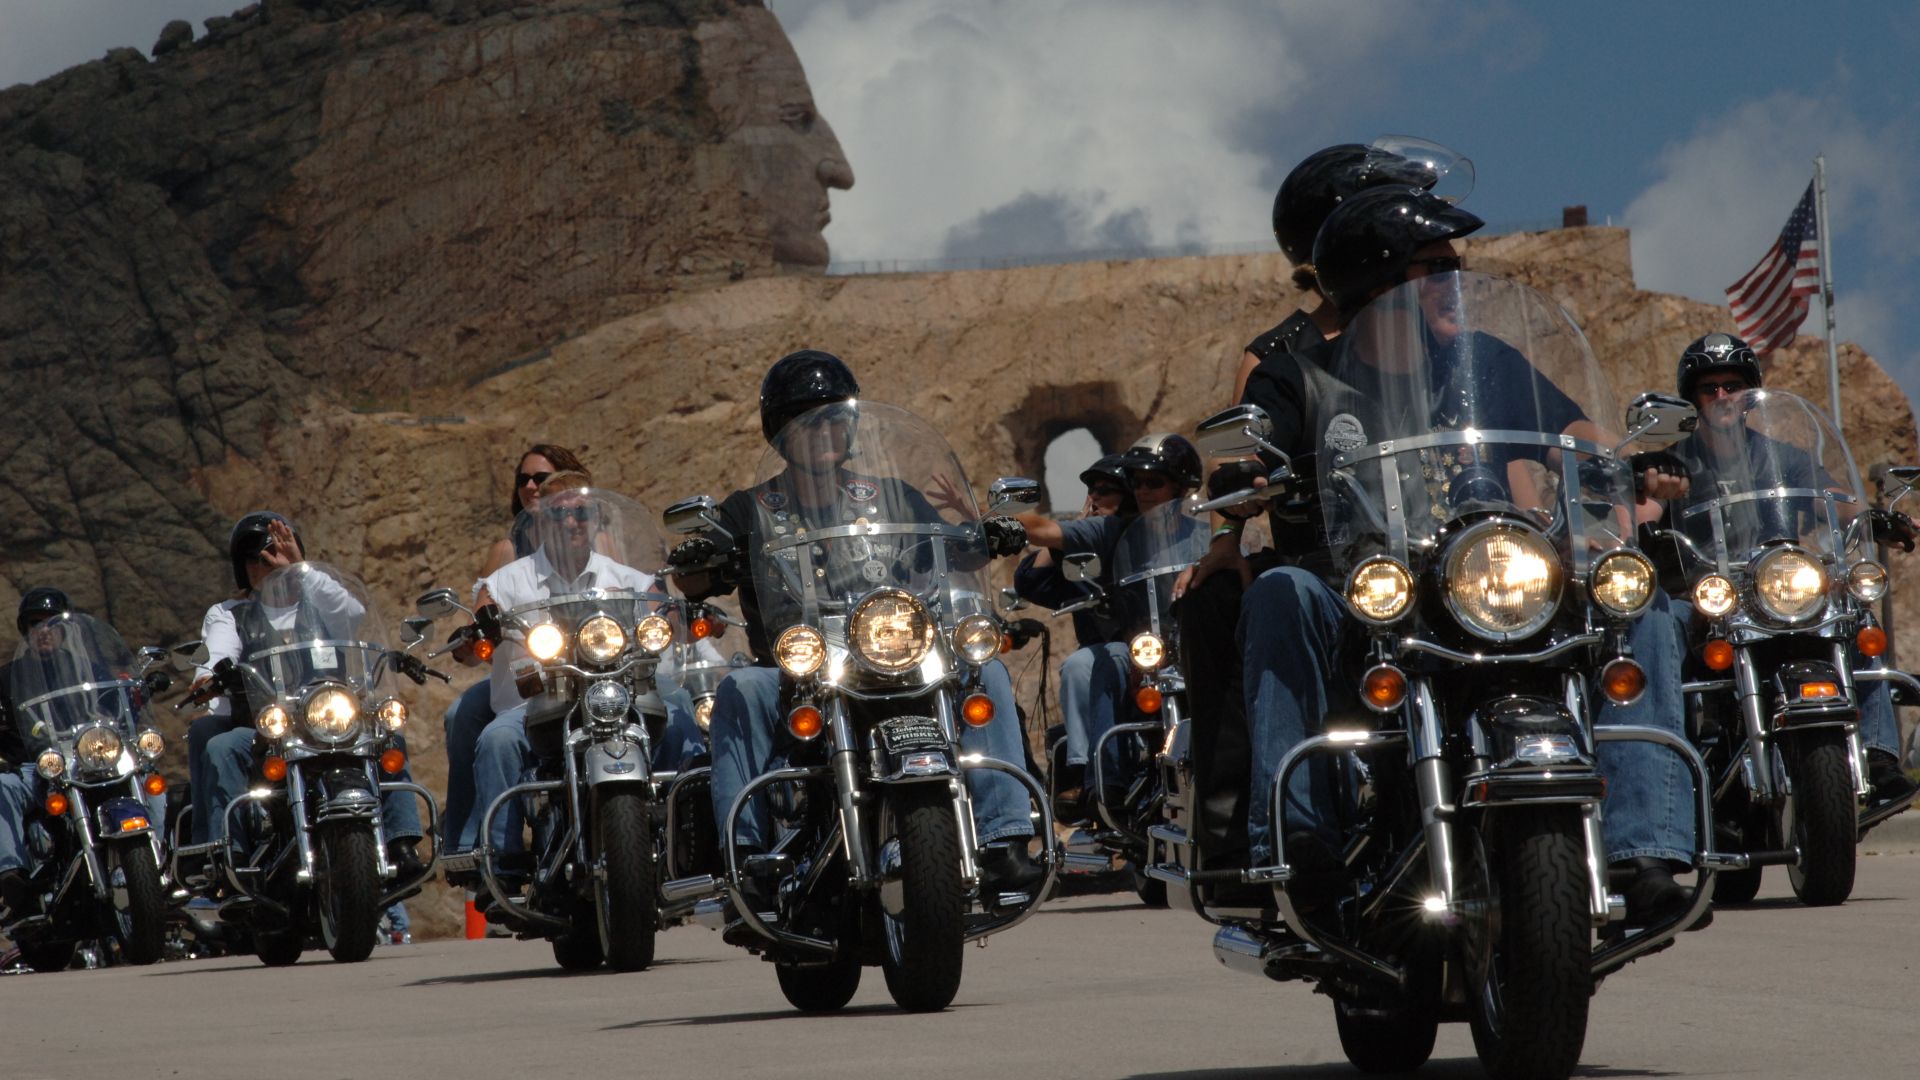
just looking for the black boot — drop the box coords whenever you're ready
[1617,856,1709,930]
[1868,749,1918,807]
[978,836,1044,896]
[0,869,34,920]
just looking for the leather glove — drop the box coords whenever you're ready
[669,536,720,568]
[1627,451,1686,499]
[981,515,1027,557]
[473,603,503,640]
[1869,507,1918,553]
[1206,460,1269,520]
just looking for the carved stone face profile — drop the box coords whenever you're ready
[700,9,856,267]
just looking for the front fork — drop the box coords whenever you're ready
[1733,645,1868,805]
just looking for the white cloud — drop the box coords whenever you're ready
[780,0,1439,263]
[0,0,246,89]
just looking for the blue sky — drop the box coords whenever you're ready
[7,2,1918,414]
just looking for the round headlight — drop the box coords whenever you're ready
[775,625,826,678]
[1130,632,1166,671]
[304,686,360,744]
[693,696,714,731]
[75,726,123,770]
[136,729,166,760]
[951,615,1000,665]
[1753,546,1827,622]
[635,615,674,654]
[578,615,627,664]
[848,589,934,674]
[584,679,631,724]
[1848,560,1888,603]
[376,698,408,732]
[1444,523,1560,642]
[1591,550,1655,617]
[35,748,65,780]
[257,703,290,740]
[1347,557,1413,624]
[1693,574,1737,618]
[526,623,566,662]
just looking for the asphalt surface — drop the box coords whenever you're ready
[9,848,1920,1080]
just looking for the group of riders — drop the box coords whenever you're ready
[1,131,1917,1077]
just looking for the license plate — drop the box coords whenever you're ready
[876,716,946,754]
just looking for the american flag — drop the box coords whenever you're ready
[1725,180,1821,356]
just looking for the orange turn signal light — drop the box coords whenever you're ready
[380,748,408,775]
[1601,658,1647,704]
[120,816,150,831]
[788,705,824,740]
[1799,681,1840,700]
[143,773,167,797]
[961,693,995,726]
[45,792,69,817]
[691,617,715,641]
[474,638,495,661]
[1858,626,1888,658]
[1134,686,1164,714]
[262,756,288,782]
[1000,634,1014,655]
[1702,640,1735,671]
[1361,665,1408,712]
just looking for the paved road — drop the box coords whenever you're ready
[9,853,1920,1080]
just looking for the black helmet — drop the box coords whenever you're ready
[1121,433,1203,490]
[1311,185,1484,317]
[16,586,70,634]
[1273,144,1439,266]
[760,349,860,443]
[1078,453,1138,514]
[1676,332,1762,400]
[228,511,303,591]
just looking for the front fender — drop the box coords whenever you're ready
[95,796,154,838]
[585,736,653,785]
[1771,658,1856,727]
[1465,696,1605,803]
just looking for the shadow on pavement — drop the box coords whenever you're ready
[1126,1062,1674,1079]
[408,956,720,986]
[604,1002,989,1029]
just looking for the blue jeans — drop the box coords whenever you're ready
[1855,658,1901,756]
[1595,589,1693,864]
[708,661,1034,850]
[1059,642,1129,775]
[189,713,422,845]
[460,690,706,853]
[439,680,495,853]
[0,764,38,875]
[1083,641,1141,792]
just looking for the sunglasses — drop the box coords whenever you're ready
[1409,256,1464,276]
[1695,379,1751,398]
[1087,484,1126,499]
[1130,473,1176,492]
[516,470,553,489]
[543,505,595,524]
[246,540,280,567]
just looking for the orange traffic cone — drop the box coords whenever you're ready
[464,889,486,940]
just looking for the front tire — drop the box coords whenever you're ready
[1335,955,1440,1074]
[1464,808,1592,1080]
[777,952,863,1012]
[316,824,381,963]
[111,843,168,965]
[878,785,965,1012]
[1128,860,1168,908]
[1784,733,1857,906]
[595,787,660,972]
[18,940,76,973]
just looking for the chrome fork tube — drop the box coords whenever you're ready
[1836,642,1870,798]
[828,697,874,885]
[1411,681,1457,910]
[1734,648,1775,802]
[65,786,109,899]
[286,762,317,882]
[934,689,980,883]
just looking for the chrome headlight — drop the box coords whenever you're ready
[1590,550,1655,617]
[1848,560,1888,603]
[36,748,65,780]
[75,726,123,770]
[775,625,826,678]
[526,622,566,662]
[136,729,166,760]
[257,703,291,740]
[375,698,408,732]
[951,615,1000,666]
[1693,573,1737,618]
[1753,546,1827,623]
[304,685,360,744]
[848,589,934,674]
[578,615,627,664]
[1130,632,1166,671]
[635,615,674,654]
[1443,522,1560,642]
[693,696,714,730]
[584,679,631,724]
[1346,557,1413,624]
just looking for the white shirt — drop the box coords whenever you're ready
[478,548,661,713]
[196,569,364,717]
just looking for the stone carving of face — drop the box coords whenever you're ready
[701,10,856,267]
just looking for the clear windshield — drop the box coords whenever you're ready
[8,613,142,752]
[1112,496,1210,638]
[1674,388,1867,569]
[748,400,992,661]
[237,561,388,702]
[498,487,673,674]
[1316,271,1631,578]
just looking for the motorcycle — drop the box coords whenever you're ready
[3,613,175,971]
[1155,273,1727,1079]
[1648,387,1920,906]
[174,561,439,965]
[419,487,706,971]
[665,400,1059,1014]
[1044,497,1208,906]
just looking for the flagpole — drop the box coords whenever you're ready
[1813,154,1843,436]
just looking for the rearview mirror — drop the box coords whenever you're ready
[138,645,169,668]
[1062,552,1101,583]
[400,616,433,645]
[416,588,463,620]
[1195,404,1277,459]
[171,639,208,664]
[663,495,735,542]
[1000,586,1028,612]
[987,477,1042,512]
[1618,392,1698,452]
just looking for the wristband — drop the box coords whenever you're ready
[1213,525,1242,540]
